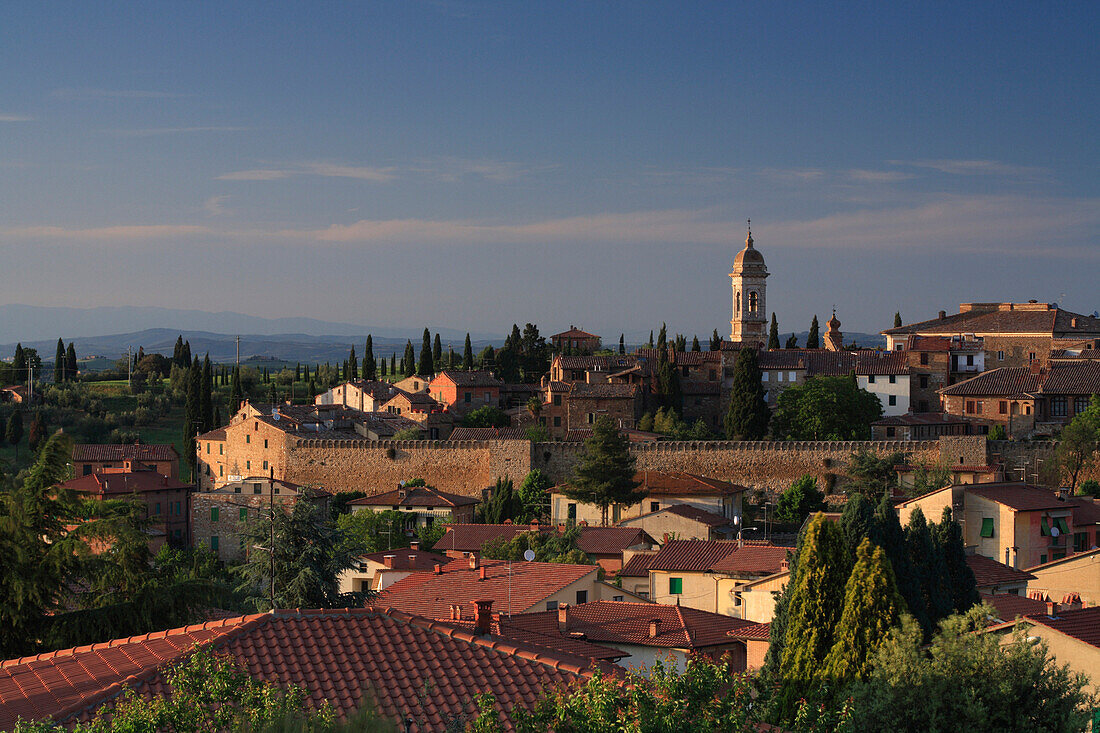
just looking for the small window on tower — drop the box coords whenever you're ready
[748,291,758,313]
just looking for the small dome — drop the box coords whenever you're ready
[733,229,766,268]
[828,312,841,329]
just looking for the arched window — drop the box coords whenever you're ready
[748,291,759,313]
[735,291,741,313]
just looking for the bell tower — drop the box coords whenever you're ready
[729,221,769,346]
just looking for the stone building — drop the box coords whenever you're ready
[346,484,478,529]
[59,462,191,546]
[72,443,179,479]
[550,470,745,526]
[550,327,601,354]
[901,334,985,413]
[729,225,768,347]
[314,380,400,411]
[191,476,328,561]
[427,370,504,417]
[563,382,640,436]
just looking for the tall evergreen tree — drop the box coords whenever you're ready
[391,353,397,376]
[433,333,442,364]
[417,329,433,376]
[724,348,769,439]
[806,316,820,349]
[172,336,184,367]
[65,342,77,380]
[295,363,301,382]
[656,348,682,414]
[768,314,780,350]
[785,333,798,348]
[564,416,644,526]
[657,323,667,350]
[347,346,357,379]
[619,334,625,354]
[229,366,242,413]
[779,513,850,684]
[647,330,654,348]
[674,334,687,352]
[403,341,416,378]
[379,356,386,378]
[934,507,979,613]
[183,359,201,480]
[906,507,953,635]
[6,410,24,460]
[200,355,214,433]
[27,410,47,453]
[691,335,701,352]
[214,404,222,427]
[839,492,876,558]
[821,538,903,682]
[13,344,26,384]
[709,329,721,351]
[53,339,65,383]
[871,493,925,633]
[894,312,902,328]
[463,333,474,370]
[181,340,192,368]
[363,336,376,380]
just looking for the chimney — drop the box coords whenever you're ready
[479,565,487,581]
[410,540,420,551]
[408,555,417,566]
[938,310,946,320]
[469,556,479,571]
[530,519,540,531]
[1072,317,1079,328]
[382,554,395,568]
[649,619,660,638]
[472,600,493,635]
[557,603,569,632]
[433,563,442,575]
[780,559,790,572]
[1046,601,1059,617]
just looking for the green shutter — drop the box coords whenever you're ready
[980,518,994,538]
[239,507,248,521]
[1055,518,1069,535]
[211,507,219,522]
[210,536,219,551]
[1040,518,1050,536]
[669,577,683,595]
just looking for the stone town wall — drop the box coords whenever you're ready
[282,439,533,497]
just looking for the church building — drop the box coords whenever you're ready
[729,224,768,347]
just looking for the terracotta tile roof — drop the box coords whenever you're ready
[564,428,662,443]
[348,486,479,508]
[435,525,654,557]
[567,382,638,399]
[432,370,504,388]
[757,349,909,376]
[1024,546,1100,572]
[197,427,226,441]
[1069,498,1100,527]
[449,617,627,662]
[0,609,598,731]
[633,349,722,366]
[648,540,739,572]
[509,601,756,650]
[965,483,1067,512]
[548,380,572,393]
[939,367,1032,397]
[635,504,733,528]
[552,328,600,340]
[883,305,1100,337]
[1022,606,1100,649]
[726,621,771,640]
[708,545,793,576]
[556,355,640,372]
[359,549,448,571]
[965,553,1036,588]
[872,412,973,427]
[59,471,190,496]
[1039,361,1100,394]
[71,444,178,462]
[618,552,657,578]
[981,592,1049,622]
[447,427,529,440]
[633,471,747,497]
[374,558,598,617]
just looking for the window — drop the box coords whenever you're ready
[254,484,262,494]
[997,351,1004,361]
[789,371,796,382]
[239,508,248,521]
[553,416,561,427]
[553,395,562,406]
[210,536,219,551]
[1075,397,1090,415]
[246,460,251,470]
[889,375,896,384]
[613,595,624,602]
[211,507,219,522]
[205,443,210,454]
[1074,532,1088,552]
[748,291,758,313]
[999,401,1008,414]
[650,501,660,513]
[886,427,896,437]
[264,439,268,448]
[464,392,472,404]
[966,400,975,414]
[1055,518,1069,535]
[587,413,595,424]
[888,395,896,406]
[273,486,280,494]
[1040,554,1047,564]
[575,590,588,604]
[975,401,983,415]
[1028,352,1036,362]
[484,393,491,403]
[708,370,716,381]
[920,352,929,365]
[919,375,929,389]
[669,577,683,595]
[262,460,268,470]
[546,601,558,611]
[776,372,783,382]
[246,434,250,444]
[918,400,929,412]
[980,518,994,538]
[868,375,876,384]
[567,503,577,521]
[966,355,974,366]
[154,502,161,514]
[1041,518,1050,536]
[1050,397,1067,418]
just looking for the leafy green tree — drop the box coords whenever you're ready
[637,411,654,431]
[564,416,644,526]
[774,475,825,523]
[724,347,769,440]
[907,461,952,498]
[53,338,65,383]
[391,427,422,440]
[1078,478,1100,497]
[987,423,1007,440]
[848,606,1095,732]
[516,469,552,521]
[336,509,415,555]
[235,491,365,610]
[477,477,523,524]
[785,333,798,348]
[771,376,883,440]
[846,449,905,499]
[7,409,24,459]
[709,329,721,351]
[463,405,510,428]
[806,316,820,349]
[402,340,415,378]
[1053,394,1100,490]
[463,333,474,369]
[893,311,902,328]
[822,538,903,682]
[481,524,589,565]
[768,313,780,350]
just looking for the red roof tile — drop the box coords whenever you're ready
[965,483,1067,512]
[0,609,599,731]
[966,554,1036,588]
[1069,498,1100,527]
[432,370,504,388]
[71,444,178,462]
[883,305,1100,338]
[638,504,733,528]
[59,471,190,496]
[508,601,755,651]
[434,525,654,558]
[551,328,600,340]
[981,593,1049,622]
[618,552,657,578]
[709,545,793,576]
[374,559,598,617]
[348,486,479,508]
[197,427,226,441]
[726,621,771,640]
[1022,606,1100,649]
[359,549,448,571]
[647,540,736,572]
[567,382,638,399]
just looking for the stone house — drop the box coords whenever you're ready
[738,570,789,623]
[428,370,504,416]
[59,462,191,546]
[314,379,399,412]
[337,544,448,594]
[72,443,179,480]
[617,503,736,543]
[1026,546,1100,608]
[550,327,601,354]
[550,470,745,527]
[871,412,980,440]
[900,334,985,413]
[392,375,430,394]
[347,484,478,529]
[984,606,1100,698]
[564,382,640,434]
[645,539,791,615]
[191,477,327,561]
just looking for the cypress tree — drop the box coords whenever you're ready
[295,363,301,382]
[647,330,654,348]
[674,334,686,352]
[64,341,76,378]
[348,346,357,379]
[229,366,243,413]
[200,355,213,433]
[691,335,701,352]
[821,538,903,682]
[934,507,979,613]
[463,334,473,370]
[53,339,65,383]
[391,353,397,375]
[872,493,925,633]
[806,316,820,349]
[656,348,682,414]
[433,333,442,364]
[303,364,310,382]
[172,336,184,367]
[657,323,667,350]
[379,357,386,378]
[768,314,780,350]
[448,347,456,368]
[723,348,769,439]
[268,382,277,404]
[214,404,222,427]
[619,334,625,354]
[13,344,26,384]
[839,492,876,559]
[6,410,24,461]
[403,342,415,378]
[906,507,953,635]
[181,340,192,368]
[27,410,46,453]
[183,359,201,480]
[894,311,903,328]
[363,336,376,380]
[785,333,798,348]
[709,329,721,351]
[779,513,850,684]
[418,329,433,376]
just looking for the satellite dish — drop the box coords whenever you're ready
[523,549,536,562]
[1050,526,1060,538]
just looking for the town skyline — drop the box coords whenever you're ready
[2,3,1098,335]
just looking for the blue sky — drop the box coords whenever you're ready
[1,1,1098,339]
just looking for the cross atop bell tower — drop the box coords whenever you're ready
[729,221,769,346]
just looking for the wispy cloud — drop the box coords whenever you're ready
[410,157,532,182]
[299,162,398,182]
[758,167,827,183]
[4,224,214,240]
[50,88,183,100]
[846,169,914,183]
[215,169,292,181]
[107,126,250,137]
[888,158,1050,178]
[0,114,34,122]
[203,196,231,217]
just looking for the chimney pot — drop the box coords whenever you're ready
[557,603,569,631]
[410,540,420,551]
[469,556,479,571]
[433,563,442,574]
[382,554,395,568]
[472,599,493,635]
[479,565,487,581]
[1046,601,1058,616]
[649,619,660,638]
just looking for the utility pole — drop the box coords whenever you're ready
[127,345,132,390]
[269,481,276,609]
[236,335,240,368]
